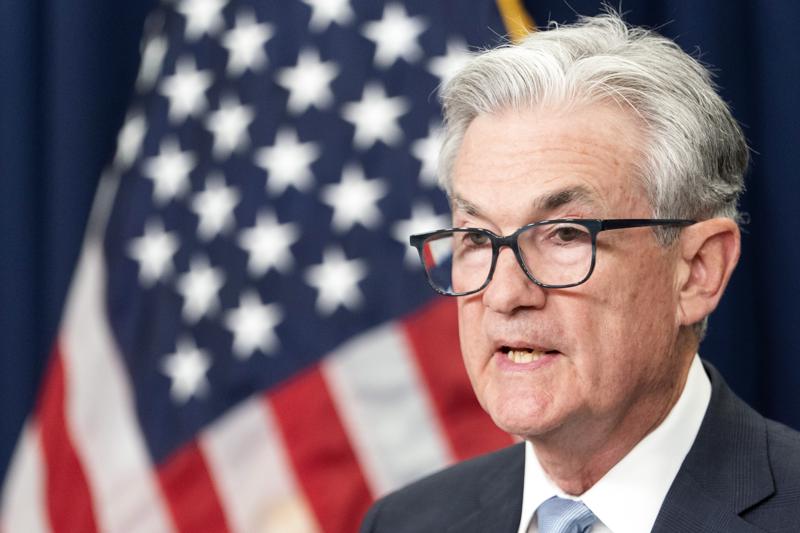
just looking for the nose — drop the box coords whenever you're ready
[481,247,547,313]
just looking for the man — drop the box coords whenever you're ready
[360,12,800,533]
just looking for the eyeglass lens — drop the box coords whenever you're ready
[420,222,594,294]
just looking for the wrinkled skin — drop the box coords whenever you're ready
[451,103,694,492]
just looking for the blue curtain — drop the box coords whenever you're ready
[2,0,798,481]
[0,0,158,480]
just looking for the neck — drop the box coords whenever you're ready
[529,351,696,495]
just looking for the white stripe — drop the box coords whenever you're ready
[0,423,52,533]
[61,241,174,533]
[322,323,452,497]
[200,397,320,533]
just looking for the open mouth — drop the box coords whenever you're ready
[500,346,560,364]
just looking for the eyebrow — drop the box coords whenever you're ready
[450,184,601,220]
[449,195,483,217]
[531,185,600,212]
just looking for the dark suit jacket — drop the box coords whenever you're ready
[360,364,800,532]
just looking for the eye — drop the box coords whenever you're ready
[554,226,581,241]
[548,224,590,244]
[464,231,490,247]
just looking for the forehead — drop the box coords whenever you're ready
[451,103,648,220]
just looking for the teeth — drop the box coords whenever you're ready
[506,350,546,364]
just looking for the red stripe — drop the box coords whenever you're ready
[422,242,435,269]
[157,441,231,533]
[270,367,372,533]
[37,344,99,533]
[401,298,514,460]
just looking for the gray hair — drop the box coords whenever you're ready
[438,11,748,337]
[439,11,748,235]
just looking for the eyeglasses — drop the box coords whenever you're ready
[409,219,695,296]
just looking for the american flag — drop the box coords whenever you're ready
[1,1,530,531]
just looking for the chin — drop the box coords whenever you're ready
[483,391,560,438]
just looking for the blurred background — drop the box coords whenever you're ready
[1,0,798,531]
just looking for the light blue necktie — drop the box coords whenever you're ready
[536,496,597,533]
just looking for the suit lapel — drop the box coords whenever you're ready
[653,363,774,532]
[443,363,774,532]
[446,443,525,533]
[652,472,766,533]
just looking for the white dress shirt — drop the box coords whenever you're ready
[517,355,711,533]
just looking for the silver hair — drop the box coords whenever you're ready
[439,11,747,231]
[438,11,748,337]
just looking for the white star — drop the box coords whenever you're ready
[305,247,368,315]
[159,56,213,122]
[321,164,388,233]
[225,291,283,358]
[191,173,240,241]
[238,211,300,276]
[361,3,427,68]
[391,203,449,267]
[427,38,472,86]
[275,48,339,115]
[113,112,147,169]
[341,83,410,150]
[205,95,255,159]
[255,128,320,196]
[411,122,442,187]
[127,219,180,286]
[176,255,225,323]
[135,34,167,92]
[142,138,196,205]
[221,10,274,76]
[300,0,354,32]
[161,338,212,404]
[176,0,227,41]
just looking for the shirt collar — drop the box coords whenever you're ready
[517,355,711,533]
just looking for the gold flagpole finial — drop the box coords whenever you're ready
[496,0,536,42]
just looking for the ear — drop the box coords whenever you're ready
[676,218,741,327]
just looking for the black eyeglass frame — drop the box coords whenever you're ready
[409,218,696,296]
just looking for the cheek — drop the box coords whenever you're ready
[622,255,680,339]
[573,252,679,389]
[589,243,677,325]
[456,299,483,372]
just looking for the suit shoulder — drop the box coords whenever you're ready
[765,418,800,482]
[740,418,800,530]
[385,443,522,505]
[360,444,523,532]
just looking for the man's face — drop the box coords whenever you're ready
[452,103,688,441]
